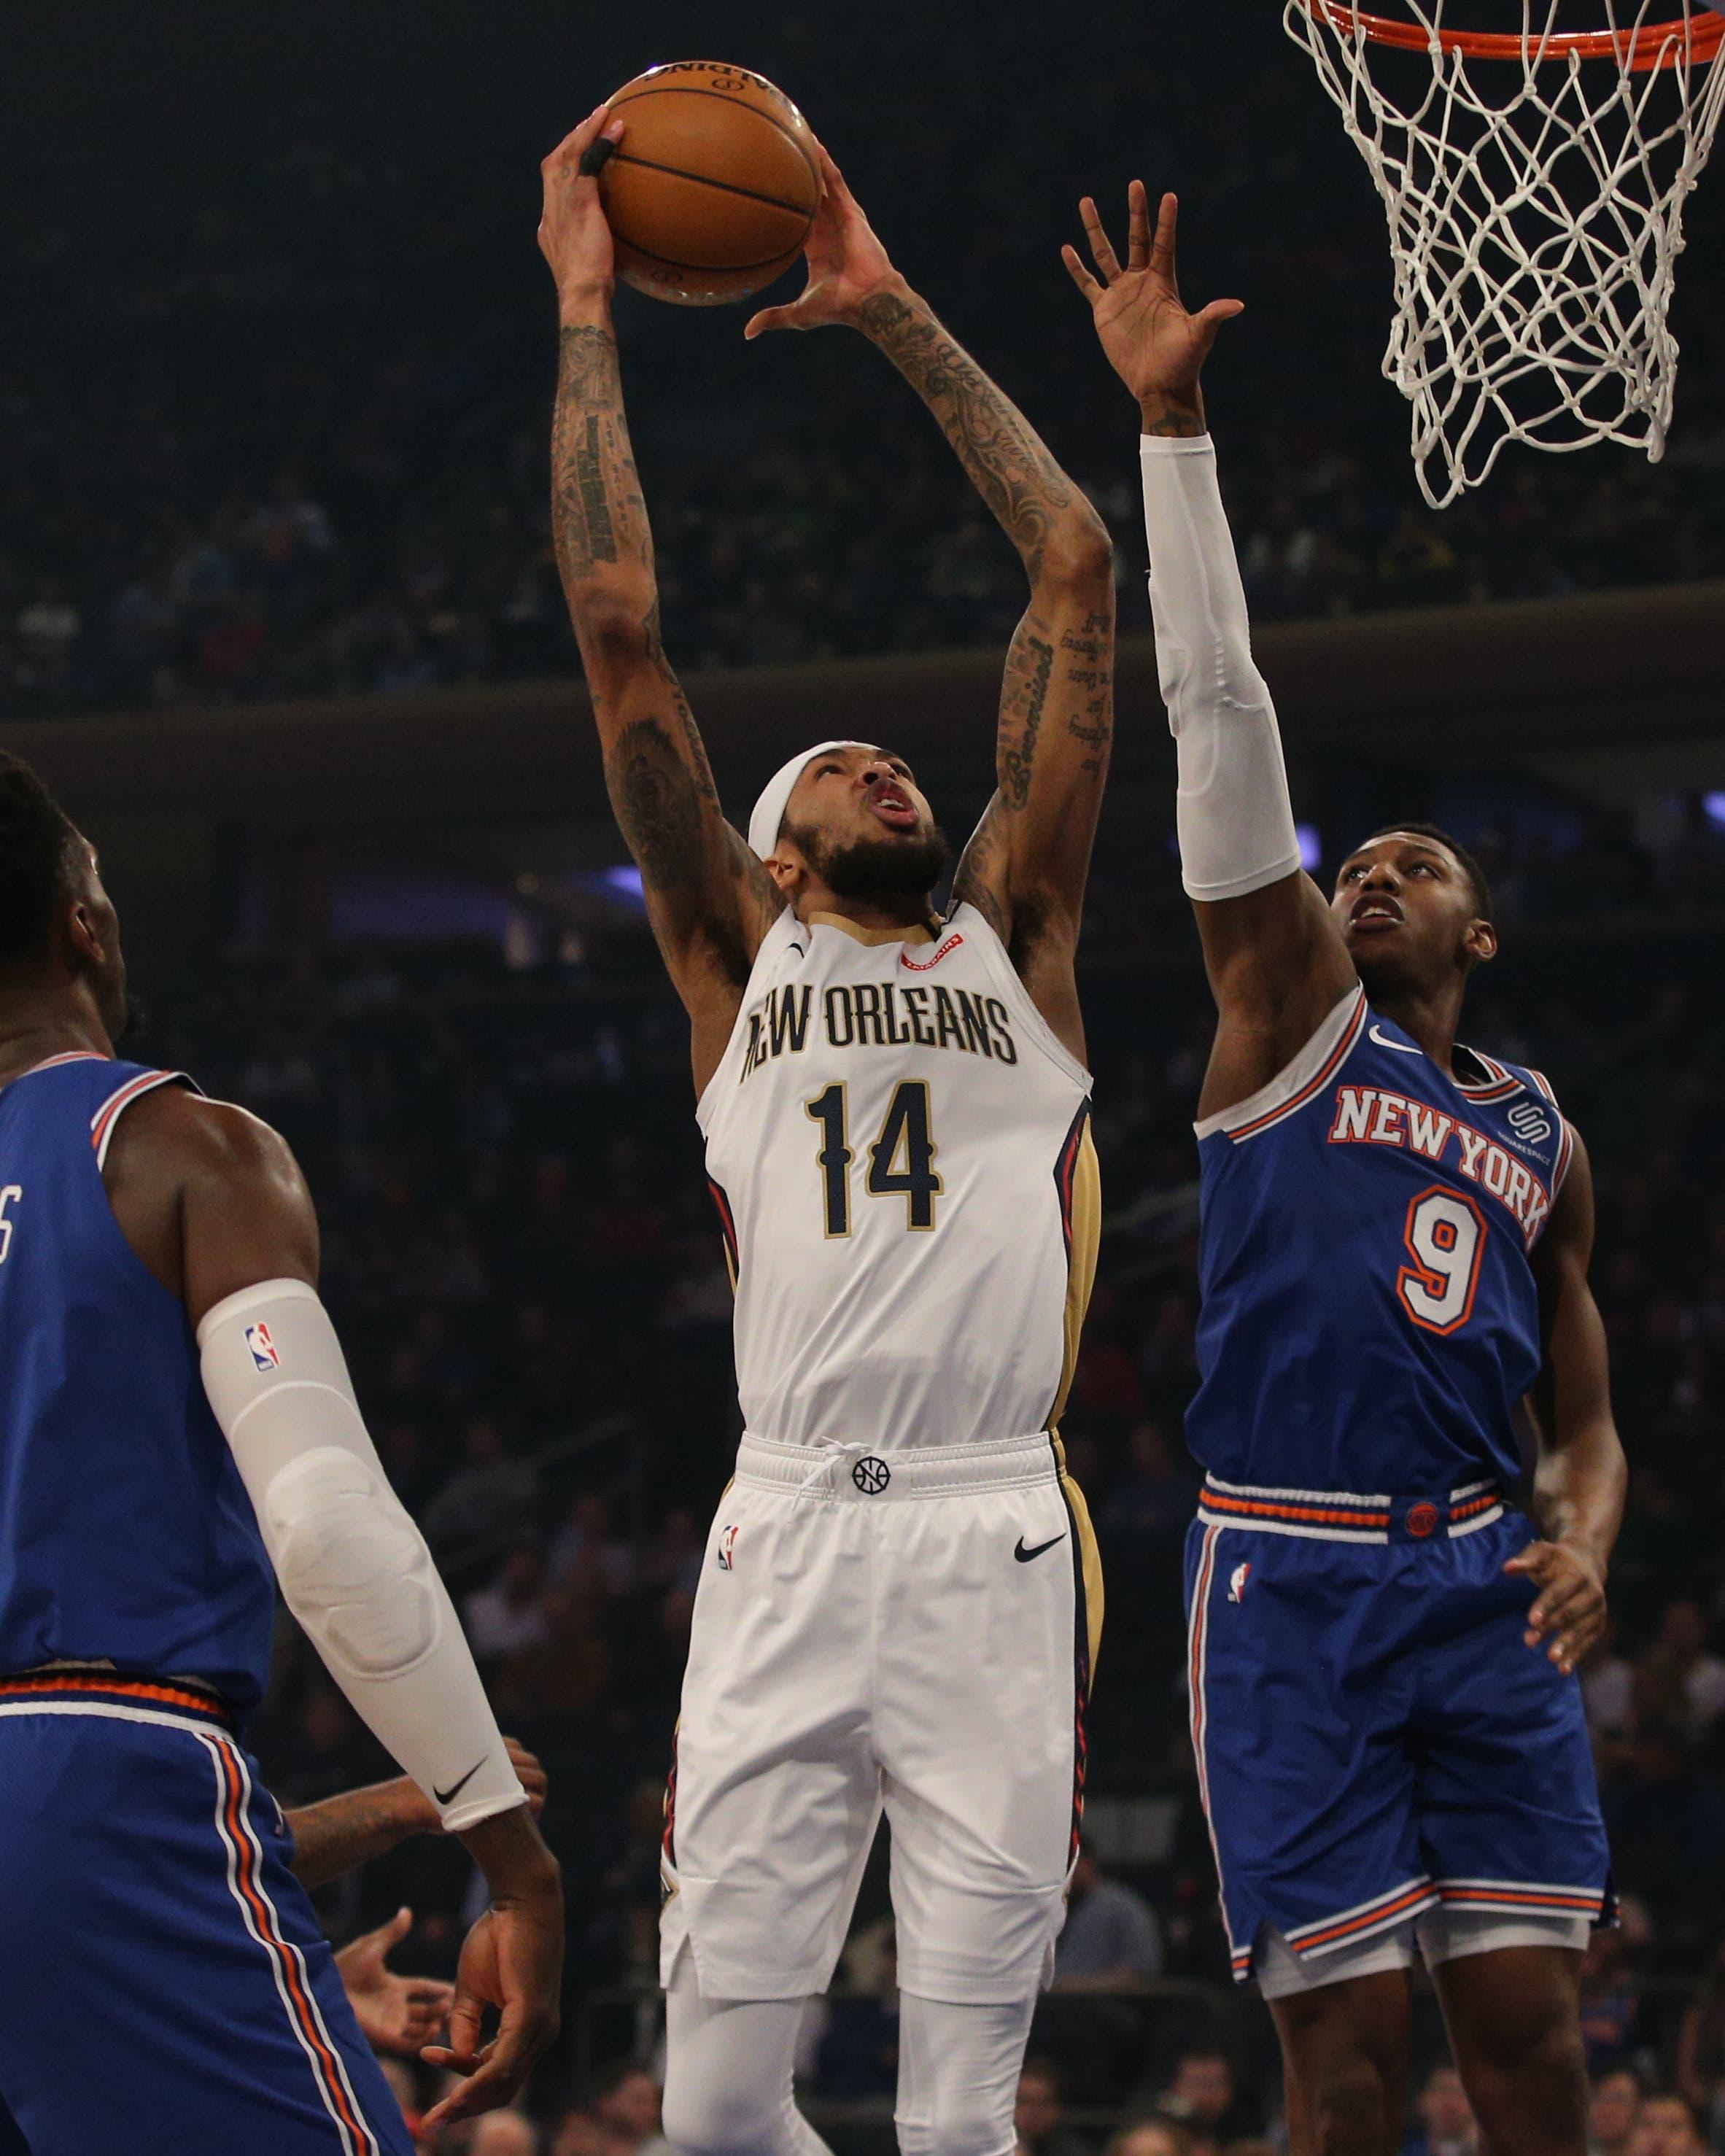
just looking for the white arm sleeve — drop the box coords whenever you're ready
[1141,433,1303,903]
[198,1278,526,1834]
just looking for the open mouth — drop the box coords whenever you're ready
[869,786,918,831]
[1349,896,1404,932]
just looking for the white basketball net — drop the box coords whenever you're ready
[1284,1,1725,505]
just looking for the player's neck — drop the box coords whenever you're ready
[1365,982,1464,1077]
[794,891,937,939]
[0,990,114,1087]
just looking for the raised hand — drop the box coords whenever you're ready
[744,143,902,339]
[539,106,626,316]
[1062,184,1243,432]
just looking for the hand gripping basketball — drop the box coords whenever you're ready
[743,144,902,340]
[539,108,624,312]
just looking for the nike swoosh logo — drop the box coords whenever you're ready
[1015,1534,1066,1564]
[433,1761,484,1807]
[1369,1024,1424,1055]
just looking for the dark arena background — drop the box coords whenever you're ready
[5,2,1725,2149]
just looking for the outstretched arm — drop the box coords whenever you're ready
[285,1740,548,1890]
[1509,1136,1627,1675]
[749,147,1115,1060]
[541,109,780,1090]
[1066,185,1354,1118]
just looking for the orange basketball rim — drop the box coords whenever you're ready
[1297,0,1725,66]
[1283,0,1725,503]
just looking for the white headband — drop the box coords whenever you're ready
[746,741,873,861]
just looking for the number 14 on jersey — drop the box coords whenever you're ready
[807,1083,942,1236]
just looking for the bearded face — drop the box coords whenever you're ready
[781,818,951,906]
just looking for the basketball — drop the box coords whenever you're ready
[597,61,820,307]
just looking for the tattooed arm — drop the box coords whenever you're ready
[539,112,781,1093]
[745,145,1114,1065]
[861,290,1114,1063]
[287,1742,549,1891]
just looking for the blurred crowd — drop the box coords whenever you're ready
[14,3,1725,2144]
[4,4,1724,717]
[365,2048,1725,2155]
[101,785,1725,2148]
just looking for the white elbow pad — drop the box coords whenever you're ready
[263,1447,436,1679]
[200,1279,525,1833]
[1141,435,1303,904]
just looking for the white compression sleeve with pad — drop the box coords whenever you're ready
[1141,433,1303,902]
[198,1277,525,1834]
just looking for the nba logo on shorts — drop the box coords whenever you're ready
[244,1322,280,1373]
[716,1525,738,1572]
[1228,1562,1252,1603]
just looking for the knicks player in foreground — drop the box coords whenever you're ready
[541,108,1112,2156]
[0,753,561,2151]
[1068,192,1624,2156]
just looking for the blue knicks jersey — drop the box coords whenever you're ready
[0,1055,274,1710]
[1187,987,1574,1496]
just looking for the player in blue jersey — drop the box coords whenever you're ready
[1067,195,1625,2156]
[0,753,562,2153]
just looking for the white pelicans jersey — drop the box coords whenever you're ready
[697,902,1099,1451]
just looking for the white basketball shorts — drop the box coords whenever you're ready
[660,1431,1102,2005]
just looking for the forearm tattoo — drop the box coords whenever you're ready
[552,330,777,970]
[551,325,646,585]
[1139,389,1209,440]
[855,290,1074,572]
[286,1784,410,1891]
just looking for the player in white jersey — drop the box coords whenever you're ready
[540,109,1115,2156]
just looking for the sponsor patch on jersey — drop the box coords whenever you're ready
[1507,1101,1553,1146]
[716,1524,738,1571]
[244,1322,281,1373]
[900,933,964,972]
[1228,1562,1252,1603]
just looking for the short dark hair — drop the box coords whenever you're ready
[1363,821,1492,921]
[0,753,80,967]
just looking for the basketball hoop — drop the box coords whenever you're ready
[1284,2,1725,506]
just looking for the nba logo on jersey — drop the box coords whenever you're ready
[244,1322,280,1373]
[716,1525,738,1572]
[1228,1562,1251,1603]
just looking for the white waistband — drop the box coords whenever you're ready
[736,1430,1058,1500]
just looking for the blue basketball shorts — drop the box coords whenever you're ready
[1183,1481,1613,1988]
[0,1675,414,2155]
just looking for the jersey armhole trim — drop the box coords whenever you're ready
[92,1070,198,1171]
[1551,1117,1576,1201]
[1194,986,1365,1143]
[694,910,803,1133]
[946,901,1093,1093]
